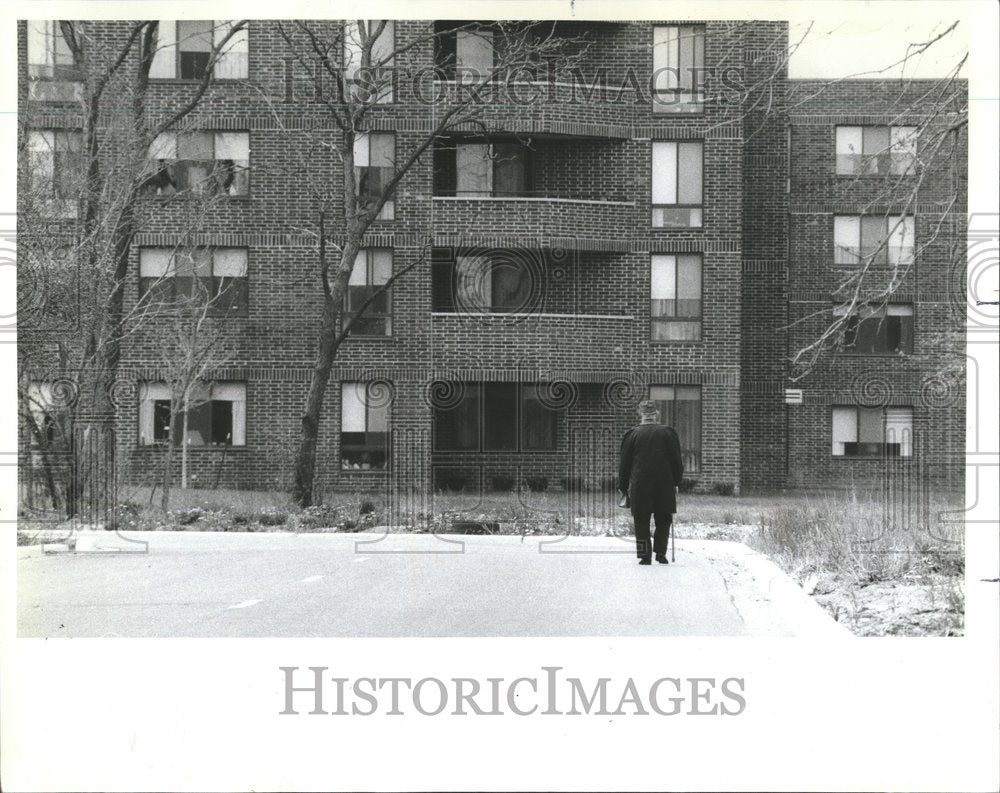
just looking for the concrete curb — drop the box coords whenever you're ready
[687,539,853,638]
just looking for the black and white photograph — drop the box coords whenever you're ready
[1,1,997,790]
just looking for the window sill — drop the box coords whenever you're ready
[836,352,912,358]
[144,194,252,201]
[148,77,249,85]
[340,467,388,473]
[431,196,636,207]
[650,339,703,345]
[651,226,704,231]
[136,445,246,451]
[343,334,395,341]
[831,455,912,461]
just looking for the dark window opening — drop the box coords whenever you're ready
[433,382,559,452]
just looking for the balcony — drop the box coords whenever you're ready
[429,311,638,372]
[430,195,637,251]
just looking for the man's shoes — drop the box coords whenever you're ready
[655,555,669,564]
[638,558,652,565]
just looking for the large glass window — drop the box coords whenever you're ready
[436,140,533,198]
[652,25,705,114]
[832,406,912,457]
[345,249,393,335]
[139,382,246,447]
[26,20,83,100]
[433,383,559,452]
[147,131,250,196]
[833,215,914,266]
[341,382,390,470]
[649,385,701,473]
[835,125,918,175]
[835,303,913,355]
[431,250,537,314]
[139,248,248,315]
[435,24,495,81]
[148,21,248,80]
[652,141,703,227]
[651,254,702,341]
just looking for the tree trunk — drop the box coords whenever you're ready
[161,410,180,512]
[181,397,189,489]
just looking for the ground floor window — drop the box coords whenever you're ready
[341,382,389,469]
[139,381,246,446]
[832,406,912,457]
[433,382,559,451]
[649,385,701,473]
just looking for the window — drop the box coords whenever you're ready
[435,24,495,81]
[354,132,395,220]
[435,139,533,197]
[833,215,914,266]
[836,126,918,175]
[139,248,248,315]
[146,131,250,196]
[139,382,246,447]
[652,25,705,114]
[433,383,559,451]
[149,21,248,80]
[835,303,913,354]
[649,385,701,473]
[345,249,392,335]
[343,20,395,103]
[651,254,702,341]
[652,141,703,227]
[341,382,389,469]
[832,406,912,457]
[26,130,81,217]
[24,381,67,449]
[431,249,538,314]
[26,21,83,101]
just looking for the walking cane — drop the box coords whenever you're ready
[671,520,676,563]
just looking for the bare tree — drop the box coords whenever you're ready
[268,20,589,505]
[17,19,249,516]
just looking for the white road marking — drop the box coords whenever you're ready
[353,557,371,563]
[226,599,263,609]
[300,575,324,583]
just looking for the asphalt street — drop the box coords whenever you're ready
[16,531,840,637]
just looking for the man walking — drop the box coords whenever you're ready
[619,399,684,565]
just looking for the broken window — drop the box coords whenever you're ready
[343,20,395,103]
[139,247,249,315]
[432,383,559,452]
[649,385,701,473]
[832,406,912,457]
[651,254,702,341]
[26,130,81,218]
[434,139,533,197]
[835,303,913,355]
[652,25,705,114]
[345,249,393,335]
[26,21,83,100]
[836,126,918,175]
[139,381,246,447]
[146,131,250,196]
[148,21,248,80]
[652,141,703,227]
[833,215,914,266]
[341,382,390,469]
[354,132,395,220]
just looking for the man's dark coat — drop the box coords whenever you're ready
[619,423,685,515]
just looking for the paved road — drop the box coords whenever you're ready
[16,531,833,638]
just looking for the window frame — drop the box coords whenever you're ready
[342,20,396,104]
[26,129,82,217]
[432,382,560,453]
[344,248,394,337]
[138,247,249,317]
[651,24,706,115]
[649,384,702,474]
[147,20,249,81]
[835,302,915,356]
[650,253,703,343]
[831,405,913,459]
[651,140,704,228]
[431,250,539,315]
[146,130,251,198]
[139,381,247,448]
[834,125,918,176]
[353,131,396,220]
[340,382,391,471]
[833,214,915,267]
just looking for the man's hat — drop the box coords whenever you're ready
[638,399,659,417]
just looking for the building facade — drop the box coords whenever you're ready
[18,20,967,499]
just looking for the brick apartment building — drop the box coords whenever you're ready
[18,19,967,499]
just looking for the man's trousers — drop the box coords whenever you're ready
[633,512,672,560]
